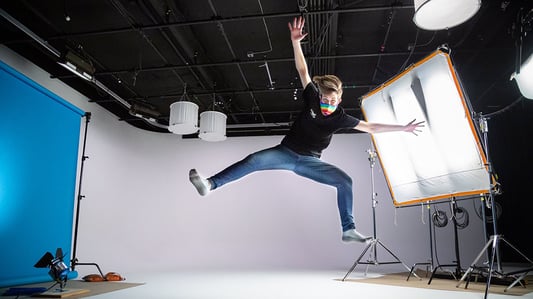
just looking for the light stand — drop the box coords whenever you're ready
[456,114,533,299]
[70,112,105,278]
[342,148,416,280]
[407,203,434,280]
[427,199,464,283]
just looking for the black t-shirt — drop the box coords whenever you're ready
[281,83,360,157]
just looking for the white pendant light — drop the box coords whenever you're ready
[413,0,481,31]
[168,101,199,134]
[168,84,199,134]
[199,111,227,142]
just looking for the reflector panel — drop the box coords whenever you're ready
[361,50,490,206]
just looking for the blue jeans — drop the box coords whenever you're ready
[209,144,356,231]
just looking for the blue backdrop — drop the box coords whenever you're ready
[0,60,85,287]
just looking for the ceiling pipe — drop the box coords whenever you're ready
[0,8,61,57]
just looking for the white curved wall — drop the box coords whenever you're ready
[1,45,486,277]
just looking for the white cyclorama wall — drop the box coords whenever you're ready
[1,46,486,276]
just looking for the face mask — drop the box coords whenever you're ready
[320,102,337,116]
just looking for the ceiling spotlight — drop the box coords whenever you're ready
[413,0,481,31]
[34,248,70,288]
[129,103,161,121]
[58,51,95,81]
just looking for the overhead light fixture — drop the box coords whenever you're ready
[58,51,95,81]
[413,0,481,31]
[168,101,199,134]
[199,111,227,142]
[199,90,227,142]
[511,7,532,100]
[168,84,199,135]
[129,102,161,121]
[511,53,533,99]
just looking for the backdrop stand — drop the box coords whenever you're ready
[70,112,105,278]
[342,148,416,281]
[456,114,533,299]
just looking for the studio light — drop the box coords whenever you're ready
[57,51,95,81]
[413,0,481,31]
[34,248,70,288]
[129,102,161,121]
[168,84,200,135]
[510,7,532,100]
[511,53,533,99]
[168,101,199,135]
[199,110,227,142]
[361,49,490,206]
[198,91,227,142]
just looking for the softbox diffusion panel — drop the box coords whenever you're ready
[361,50,490,207]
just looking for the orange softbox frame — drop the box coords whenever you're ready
[361,49,490,207]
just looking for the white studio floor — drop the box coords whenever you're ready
[82,270,533,299]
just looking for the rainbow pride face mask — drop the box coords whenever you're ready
[320,102,338,116]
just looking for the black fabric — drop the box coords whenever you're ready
[281,83,360,157]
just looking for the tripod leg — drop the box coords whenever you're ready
[342,241,373,281]
[376,240,419,278]
[484,236,499,299]
[457,236,494,288]
[505,271,529,292]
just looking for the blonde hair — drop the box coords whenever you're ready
[312,75,343,97]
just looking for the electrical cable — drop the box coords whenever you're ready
[475,200,503,223]
[482,95,525,118]
[398,28,419,72]
[246,0,273,58]
[432,209,448,228]
[371,7,397,84]
[454,206,469,229]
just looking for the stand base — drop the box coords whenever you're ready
[342,238,417,281]
[72,261,105,278]
[428,264,463,284]
[457,235,533,299]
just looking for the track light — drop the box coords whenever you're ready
[129,103,161,121]
[58,51,95,81]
